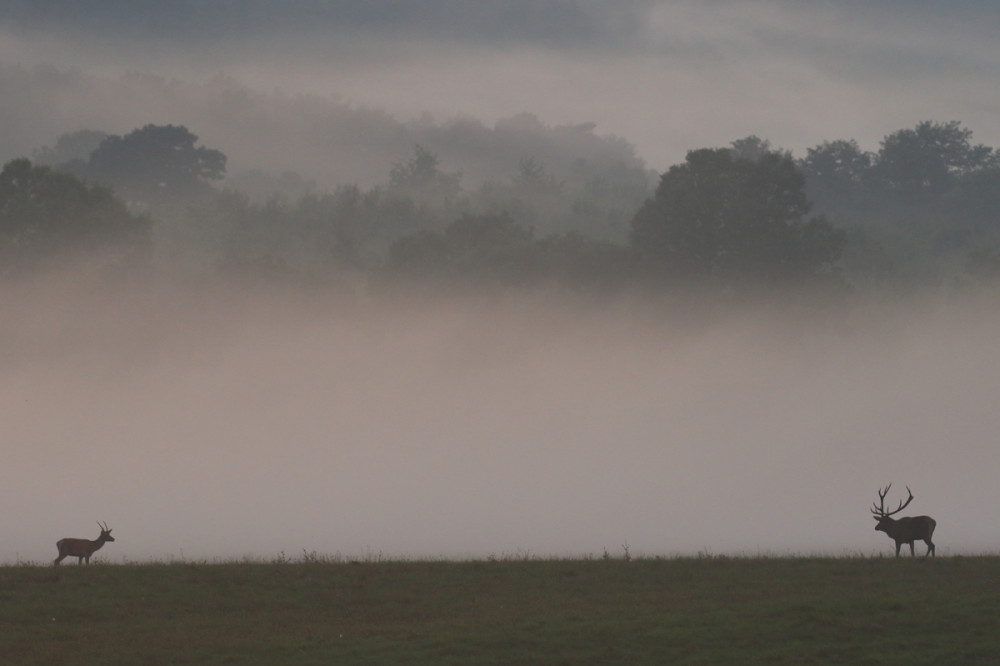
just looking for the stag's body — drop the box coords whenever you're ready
[874,515,936,557]
[871,485,936,557]
[54,522,114,565]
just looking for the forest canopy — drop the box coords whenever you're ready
[6,119,1000,297]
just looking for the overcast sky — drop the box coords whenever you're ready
[2,0,999,170]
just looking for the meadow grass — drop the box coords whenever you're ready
[2,555,999,664]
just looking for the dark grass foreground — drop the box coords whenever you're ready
[3,556,1000,664]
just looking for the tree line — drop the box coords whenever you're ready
[3,120,999,295]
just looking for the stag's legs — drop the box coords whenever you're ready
[924,539,935,557]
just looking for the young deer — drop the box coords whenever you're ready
[54,522,115,565]
[871,485,936,557]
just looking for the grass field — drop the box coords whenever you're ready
[2,555,999,664]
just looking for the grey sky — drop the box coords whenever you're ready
[2,1,999,170]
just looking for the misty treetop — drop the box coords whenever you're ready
[388,144,463,206]
[631,148,845,286]
[871,120,997,200]
[0,158,149,273]
[33,124,227,213]
[801,121,999,210]
[6,63,651,196]
[798,120,1000,287]
[8,119,1000,294]
[84,124,227,205]
[31,129,109,169]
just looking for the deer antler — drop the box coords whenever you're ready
[871,484,914,517]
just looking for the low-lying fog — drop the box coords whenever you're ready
[5,274,1000,563]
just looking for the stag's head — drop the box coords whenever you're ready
[97,521,115,542]
[871,484,913,532]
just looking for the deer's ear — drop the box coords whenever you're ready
[872,515,880,520]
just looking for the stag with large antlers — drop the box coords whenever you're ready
[54,522,115,565]
[871,485,936,557]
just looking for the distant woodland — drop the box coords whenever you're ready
[4,115,1000,298]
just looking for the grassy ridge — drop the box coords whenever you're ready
[3,556,1000,664]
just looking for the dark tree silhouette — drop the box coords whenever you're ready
[87,124,226,204]
[871,120,997,202]
[630,148,845,286]
[387,212,535,284]
[0,158,149,270]
[388,144,462,208]
[798,139,873,213]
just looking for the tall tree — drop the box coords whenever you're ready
[32,129,109,168]
[730,135,789,162]
[87,124,226,204]
[0,158,149,270]
[871,120,997,202]
[798,139,873,213]
[388,144,462,208]
[630,148,845,286]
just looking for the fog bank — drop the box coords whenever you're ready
[4,274,999,563]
